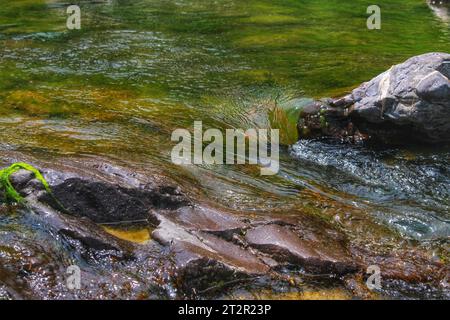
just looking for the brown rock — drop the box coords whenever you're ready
[245,224,359,274]
[158,206,247,240]
[151,214,271,295]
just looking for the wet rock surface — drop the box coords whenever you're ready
[44,178,189,224]
[0,156,449,299]
[245,224,358,274]
[152,213,271,295]
[155,206,246,240]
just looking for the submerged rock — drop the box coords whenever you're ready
[296,98,366,143]
[5,165,362,296]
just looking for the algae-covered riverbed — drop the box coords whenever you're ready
[0,0,449,300]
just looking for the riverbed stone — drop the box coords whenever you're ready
[44,178,189,223]
[25,196,136,257]
[3,169,48,200]
[245,224,359,274]
[157,206,247,240]
[151,213,271,295]
[350,245,448,284]
[298,53,450,144]
[344,52,450,144]
[8,169,35,191]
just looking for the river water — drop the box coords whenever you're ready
[0,0,449,298]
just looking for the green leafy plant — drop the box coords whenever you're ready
[0,162,51,203]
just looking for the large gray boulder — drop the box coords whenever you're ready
[340,52,450,144]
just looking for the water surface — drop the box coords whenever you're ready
[0,0,449,298]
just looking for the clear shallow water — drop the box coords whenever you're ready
[0,0,449,263]
[290,140,450,239]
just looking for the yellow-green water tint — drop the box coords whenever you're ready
[0,0,449,242]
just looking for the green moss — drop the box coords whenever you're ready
[0,162,50,203]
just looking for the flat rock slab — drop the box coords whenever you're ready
[158,206,247,240]
[245,224,358,274]
[151,214,270,295]
[152,214,269,274]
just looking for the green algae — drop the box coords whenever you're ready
[0,162,50,203]
[0,0,65,35]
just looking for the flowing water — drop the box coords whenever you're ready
[0,0,449,298]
